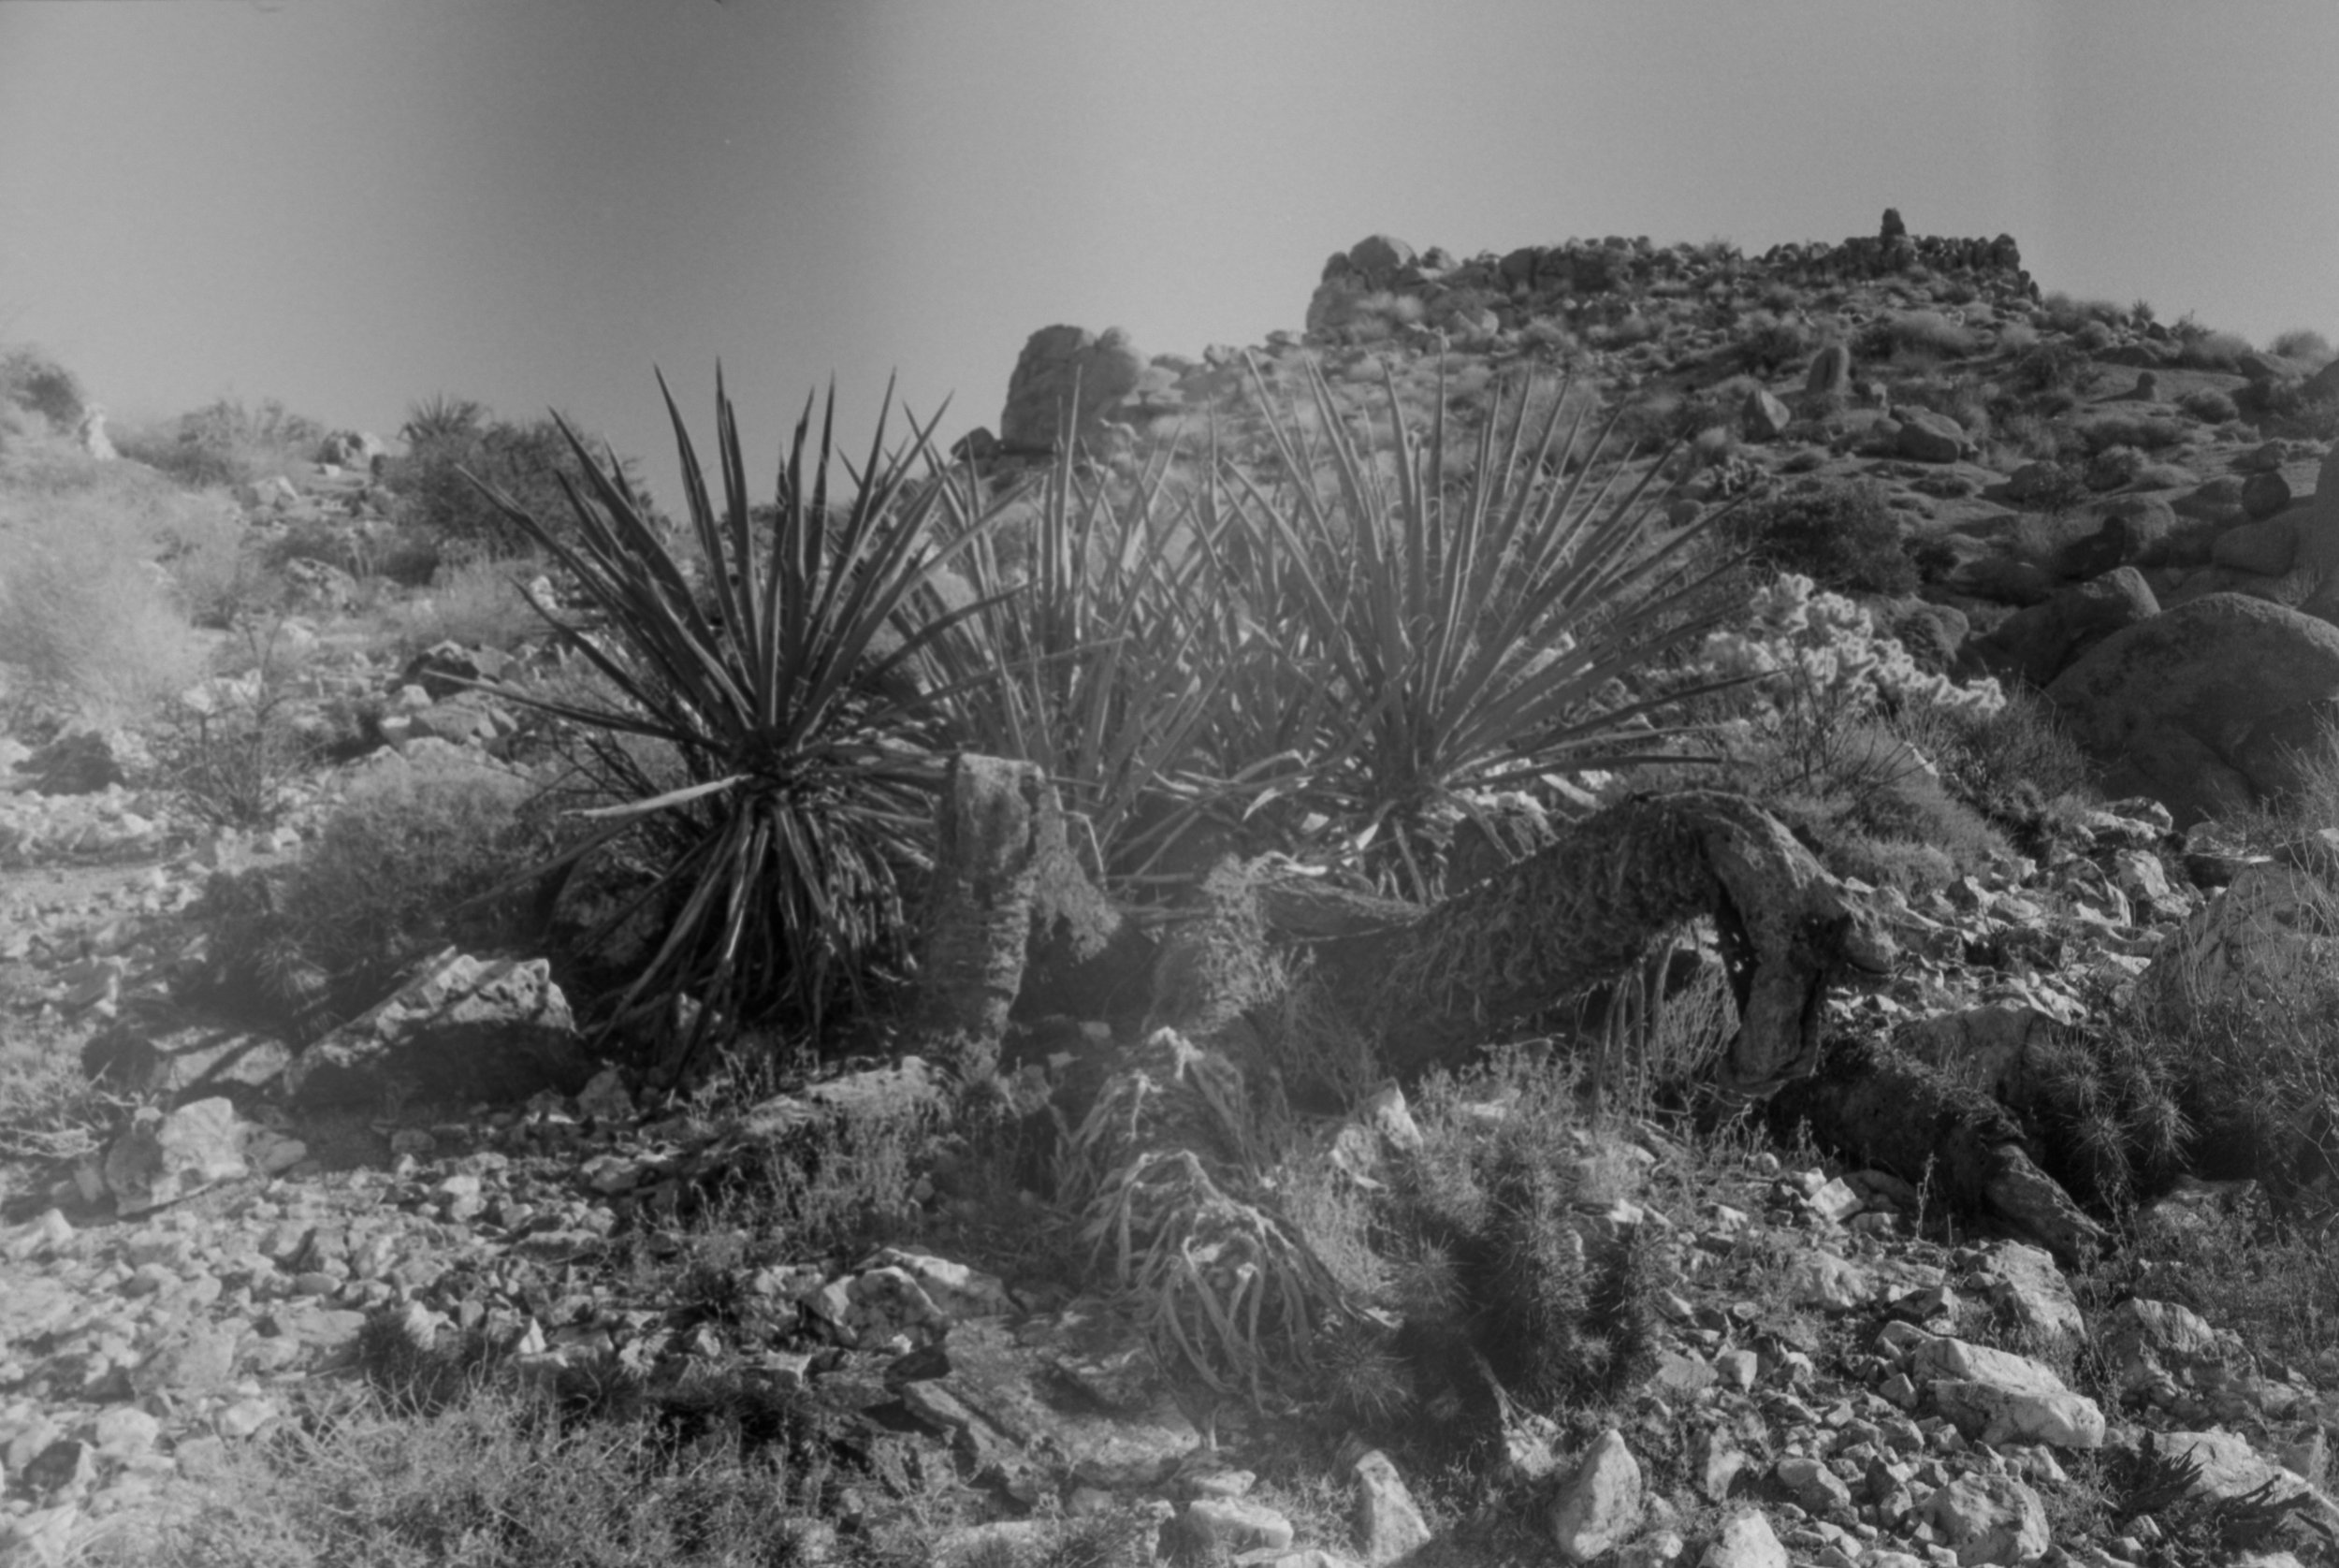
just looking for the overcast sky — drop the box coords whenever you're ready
[3,2,2333,501]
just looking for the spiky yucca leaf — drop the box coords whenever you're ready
[476,371,1010,1059]
[1210,355,1748,899]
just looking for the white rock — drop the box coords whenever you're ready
[1351,1448,1432,1566]
[1919,1471,2049,1564]
[1184,1497,1294,1556]
[1786,1250,1876,1310]
[1548,1428,1643,1562]
[1698,1508,1786,1568]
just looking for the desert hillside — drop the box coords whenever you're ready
[5,212,2339,1568]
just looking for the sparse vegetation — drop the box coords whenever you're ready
[1721,476,1917,595]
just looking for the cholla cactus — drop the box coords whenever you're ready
[1700,573,2004,719]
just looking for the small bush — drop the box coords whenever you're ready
[2010,340,2094,394]
[194,754,553,1032]
[1735,311,1813,377]
[385,399,657,562]
[395,554,550,655]
[1721,478,1917,595]
[2269,328,2334,367]
[2175,387,2240,425]
[114,397,325,489]
[2075,413,2184,454]
[1865,310,1977,361]
[0,344,87,431]
[2169,330,2253,371]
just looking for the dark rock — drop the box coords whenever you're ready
[1896,410,1967,464]
[1971,567,2158,688]
[997,327,1150,454]
[2243,471,2293,520]
[400,641,510,704]
[2210,515,2298,576]
[283,949,593,1108]
[1805,343,1852,398]
[17,732,123,795]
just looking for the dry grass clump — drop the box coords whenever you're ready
[113,396,326,489]
[0,441,222,721]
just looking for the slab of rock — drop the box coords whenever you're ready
[1741,386,1793,443]
[1910,1337,2104,1448]
[283,949,592,1107]
[1980,1241,2085,1347]
[2045,592,2339,824]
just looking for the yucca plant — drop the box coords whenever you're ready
[1207,356,1745,900]
[476,371,1008,1062]
[917,420,1235,884]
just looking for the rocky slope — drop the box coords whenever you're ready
[8,215,2339,1566]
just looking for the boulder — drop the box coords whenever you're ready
[997,326,1151,454]
[282,949,593,1107]
[16,732,124,795]
[77,404,115,461]
[1344,234,1417,283]
[1969,566,2157,688]
[1740,386,1793,443]
[2045,593,2339,825]
[1547,1429,1643,1562]
[2213,515,2300,576]
[2244,470,2295,520]
[1699,1510,1787,1568]
[1918,1472,2049,1565]
[1896,409,1967,463]
[1351,1449,1432,1566]
[2149,851,2339,1025]
[1804,343,1852,397]
[1953,555,2061,607]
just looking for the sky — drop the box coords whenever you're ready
[3,1,2336,507]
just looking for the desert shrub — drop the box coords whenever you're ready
[2075,413,2183,454]
[385,397,653,561]
[2235,376,2339,442]
[2041,293,2126,334]
[395,554,552,656]
[1695,574,2014,889]
[2175,387,2240,425]
[154,621,320,827]
[0,344,87,431]
[2269,328,2335,367]
[2010,340,2094,394]
[1721,477,1916,595]
[2168,329,2253,371]
[0,448,211,720]
[1735,311,1812,376]
[1996,319,2040,356]
[194,754,552,1033]
[1863,310,1976,362]
[114,397,325,489]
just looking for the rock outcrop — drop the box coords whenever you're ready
[2045,593,2339,824]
